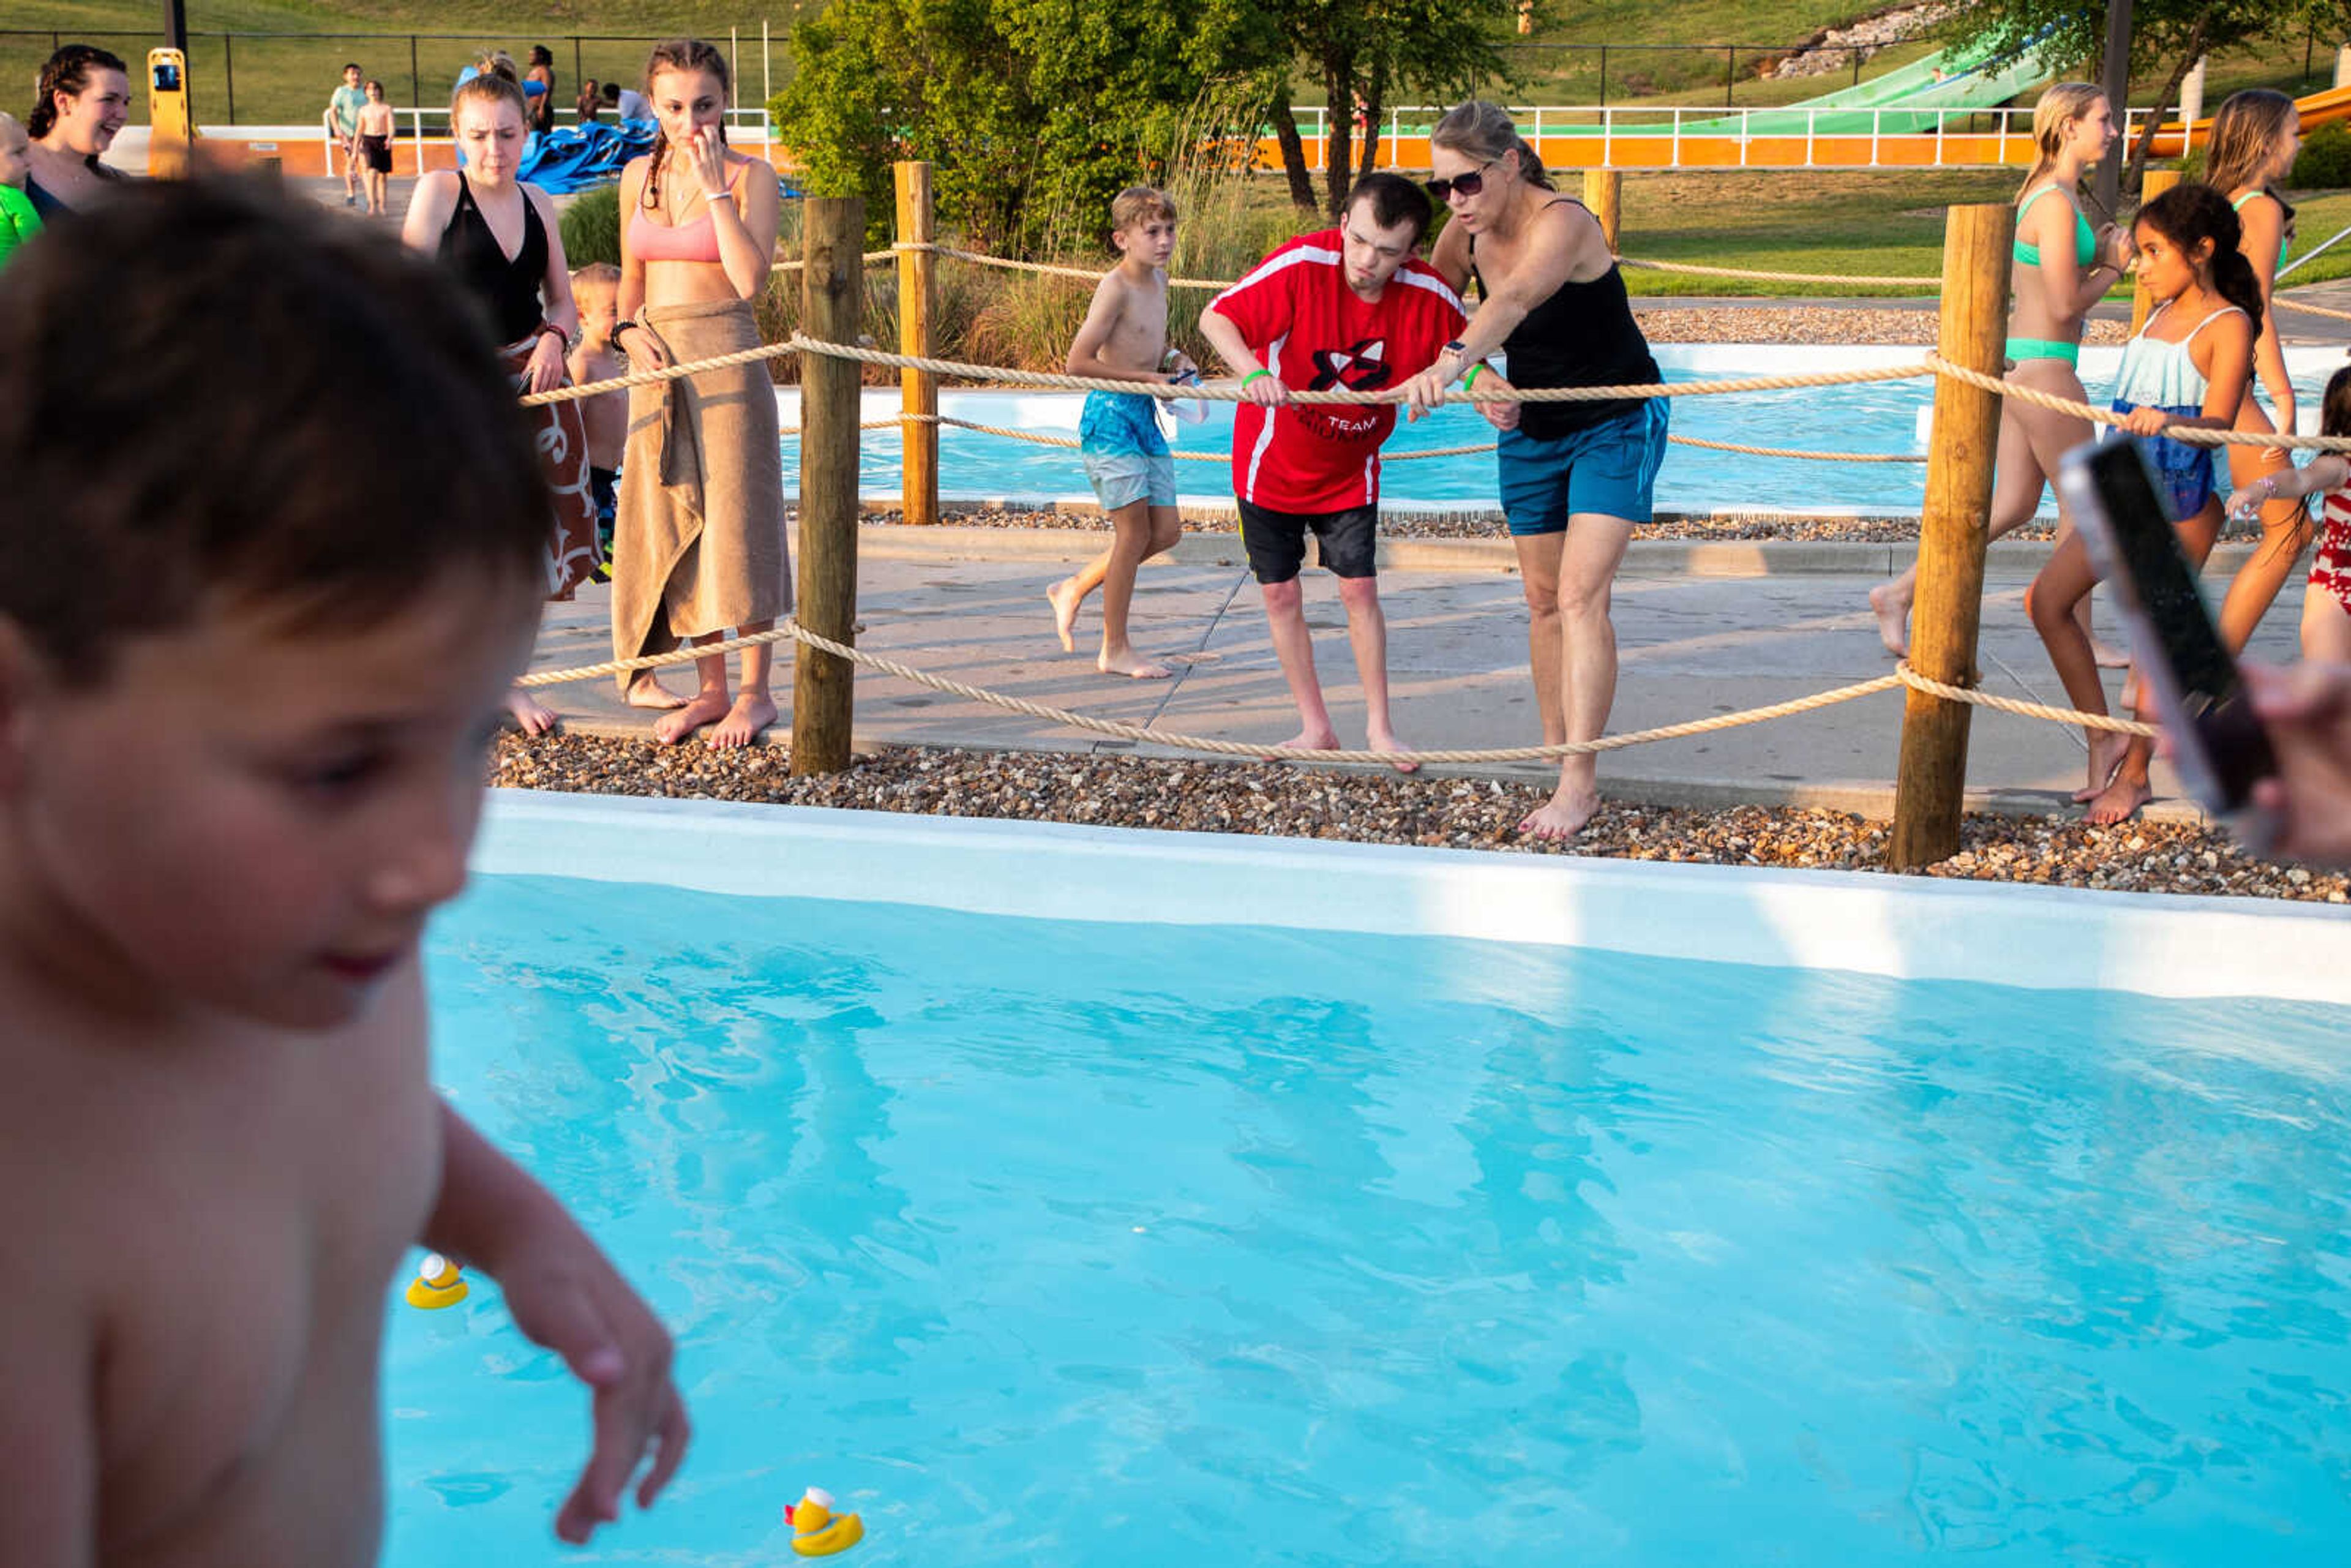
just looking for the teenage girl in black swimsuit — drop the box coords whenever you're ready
[402,70,596,735]
[1401,100,1666,841]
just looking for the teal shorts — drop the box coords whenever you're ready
[1079,390,1176,512]
[1496,400,1670,534]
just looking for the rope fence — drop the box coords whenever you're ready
[515,617,2157,754]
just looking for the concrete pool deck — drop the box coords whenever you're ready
[522,527,2300,823]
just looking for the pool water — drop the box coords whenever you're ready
[783,360,2336,517]
[387,872,2351,1565]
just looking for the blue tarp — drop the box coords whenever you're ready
[517,118,658,193]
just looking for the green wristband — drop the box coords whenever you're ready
[1240,368,1272,388]
[1461,362,1485,392]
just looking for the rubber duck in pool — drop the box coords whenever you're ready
[784,1487,863,1556]
[403,1254,468,1310]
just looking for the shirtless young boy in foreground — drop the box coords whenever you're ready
[0,181,686,1566]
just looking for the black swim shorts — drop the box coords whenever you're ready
[1237,498,1379,584]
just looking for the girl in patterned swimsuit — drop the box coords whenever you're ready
[2028,182,2256,825]
[2227,367,2351,662]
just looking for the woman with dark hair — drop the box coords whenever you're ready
[525,44,558,135]
[23,44,129,217]
[1399,100,1665,840]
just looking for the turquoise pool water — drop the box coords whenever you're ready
[389,872,2351,1565]
[784,366,2335,516]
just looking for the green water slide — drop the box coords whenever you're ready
[1498,35,2056,140]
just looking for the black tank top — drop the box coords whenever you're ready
[1471,198,1659,441]
[439,173,547,345]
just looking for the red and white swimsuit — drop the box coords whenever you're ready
[2312,490,2351,616]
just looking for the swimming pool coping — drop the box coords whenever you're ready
[476,791,2351,1006]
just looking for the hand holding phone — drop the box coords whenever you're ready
[2054,439,2280,847]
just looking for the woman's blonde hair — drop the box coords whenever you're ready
[2204,88,2298,250]
[1431,100,1553,192]
[2021,81,2107,199]
[451,69,527,124]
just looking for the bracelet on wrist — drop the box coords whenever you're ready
[1461,362,1486,392]
[1240,368,1272,388]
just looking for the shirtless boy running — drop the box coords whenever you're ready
[0,181,686,1566]
[1050,186,1196,678]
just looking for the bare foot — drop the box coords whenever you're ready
[504,688,558,737]
[1868,582,1911,658]
[627,672,689,711]
[1098,647,1172,680]
[652,690,730,745]
[2073,729,2129,803]
[2092,639,2132,669]
[1368,726,1420,774]
[1519,784,1602,840]
[1265,726,1340,762]
[2083,771,2152,825]
[707,691,778,749]
[1048,578,1082,654]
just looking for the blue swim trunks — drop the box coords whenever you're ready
[1496,399,1670,535]
[1079,390,1177,512]
[2109,399,2218,522]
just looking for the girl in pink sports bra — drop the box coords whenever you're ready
[609,37,788,751]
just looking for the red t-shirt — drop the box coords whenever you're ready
[1209,229,1466,512]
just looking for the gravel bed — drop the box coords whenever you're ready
[493,735,2348,904]
[1630,304,2131,346]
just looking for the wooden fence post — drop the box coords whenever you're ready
[1888,203,2014,869]
[895,160,939,528]
[792,195,865,776]
[1583,167,1621,252]
[2129,167,2181,335]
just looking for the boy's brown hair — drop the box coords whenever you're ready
[1108,185,1177,247]
[0,178,550,685]
[570,261,622,291]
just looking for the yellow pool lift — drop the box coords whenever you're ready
[147,47,195,178]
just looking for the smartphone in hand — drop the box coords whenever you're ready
[2054,438,2280,846]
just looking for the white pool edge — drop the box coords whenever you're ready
[474,792,2351,1007]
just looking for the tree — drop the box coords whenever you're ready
[777,0,1269,249]
[1248,0,1515,213]
[1951,0,2345,205]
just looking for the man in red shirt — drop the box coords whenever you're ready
[1198,173,1516,768]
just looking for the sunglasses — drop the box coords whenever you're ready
[1424,158,1499,204]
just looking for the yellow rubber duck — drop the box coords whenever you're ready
[784,1487,863,1557]
[405,1254,469,1310]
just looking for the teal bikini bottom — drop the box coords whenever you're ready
[2004,337,2080,367]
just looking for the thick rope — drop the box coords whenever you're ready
[901,241,1943,293]
[1924,351,2351,452]
[1614,255,1941,288]
[1665,433,1924,463]
[519,618,2154,754]
[521,339,805,407]
[2273,293,2351,323]
[1896,663,2156,737]
[770,249,898,273]
[788,334,1937,405]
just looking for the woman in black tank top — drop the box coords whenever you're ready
[1402,100,1669,842]
[400,71,599,733]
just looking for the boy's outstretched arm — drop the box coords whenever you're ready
[425,1101,689,1545]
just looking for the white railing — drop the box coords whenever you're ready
[1269,103,2189,171]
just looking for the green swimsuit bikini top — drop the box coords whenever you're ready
[2233,189,2290,266]
[2012,184,2096,269]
